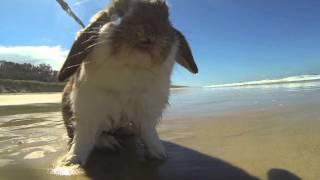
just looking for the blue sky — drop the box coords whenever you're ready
[0,0,320,86]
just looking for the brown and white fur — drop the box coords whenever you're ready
[59,0,198,166]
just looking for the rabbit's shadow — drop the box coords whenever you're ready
[84,139,260,180]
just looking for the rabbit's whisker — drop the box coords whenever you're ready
[64,61,91,70]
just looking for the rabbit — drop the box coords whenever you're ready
[59,0,198,166]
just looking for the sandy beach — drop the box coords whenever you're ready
[0,81,319,179]
[0,93,61,106]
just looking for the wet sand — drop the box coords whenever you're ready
[0,81,320,180]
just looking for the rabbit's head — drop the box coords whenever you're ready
[108,0,173,65]
[58,0,198,81]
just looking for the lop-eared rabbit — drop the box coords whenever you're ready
[59,0,198,165]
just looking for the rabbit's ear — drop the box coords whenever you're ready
[174,29,198,74]
[58,12,111,81]
[111,0,130,16]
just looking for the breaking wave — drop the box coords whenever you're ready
[206,75,320,88]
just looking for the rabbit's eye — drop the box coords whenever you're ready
[111,15,122,26]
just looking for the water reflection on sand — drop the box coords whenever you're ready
[0,112,66,162]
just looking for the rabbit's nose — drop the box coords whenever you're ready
[140,37,153,45]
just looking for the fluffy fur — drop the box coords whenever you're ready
[60,0,197,166]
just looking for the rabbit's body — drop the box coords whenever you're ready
[59,0,198,166]
[63,23,178,164]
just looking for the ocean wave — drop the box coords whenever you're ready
[206,75,320,88]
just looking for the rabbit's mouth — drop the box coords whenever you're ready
[135,41,155,53]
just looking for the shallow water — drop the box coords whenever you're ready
[0,81,320,180]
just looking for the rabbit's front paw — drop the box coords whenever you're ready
[145,143,168,161]
[141,126,168,161]
[61,153,81,166]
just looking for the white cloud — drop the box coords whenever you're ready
[0,45,68,70]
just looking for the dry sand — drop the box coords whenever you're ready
[0,93,61,106]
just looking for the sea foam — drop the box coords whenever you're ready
[206,75,320,88]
